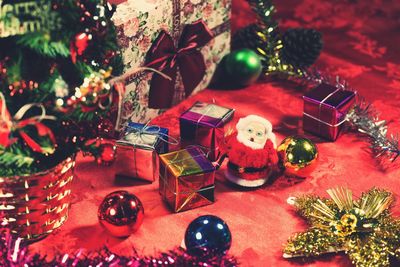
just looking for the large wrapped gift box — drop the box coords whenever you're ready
[111,0,231,128]
[180,101,234,161]
[303,83,356,141]
[115,122,169,182]
[159,147,215,212]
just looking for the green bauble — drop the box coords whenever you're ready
[223,49,262,87]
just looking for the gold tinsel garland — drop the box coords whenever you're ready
[284,187,400,267]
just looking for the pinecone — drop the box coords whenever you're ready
[231,24,265,51]
[281,28,323,68]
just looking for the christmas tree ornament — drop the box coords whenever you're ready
[96,141,116,166]
[223,49,262,87]
[98,190,144,238]
[223,115,279,187]
[284,187,400,267]
[185,215,232,257]
[70,32,92,63]
[277,136,318,177]
[281,28,323,68]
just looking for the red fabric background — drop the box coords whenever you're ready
[31,1,400,266]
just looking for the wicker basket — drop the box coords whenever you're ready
[0,156,76,241]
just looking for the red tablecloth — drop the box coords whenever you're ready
[32,1,400,266]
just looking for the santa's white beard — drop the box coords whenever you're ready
[237,132,266,150]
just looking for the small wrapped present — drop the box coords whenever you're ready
[180,102,234,161]
[111,0,231,126]
[115,122,169,182]
[159,147,215,212]
[303,83,356,141]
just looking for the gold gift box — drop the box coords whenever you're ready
[159,147,215,212]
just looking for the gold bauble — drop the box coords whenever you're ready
[277,136,318,177]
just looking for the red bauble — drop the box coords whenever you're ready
[98,191,144,238]
[96,141,116,166]
[70,33,90,63]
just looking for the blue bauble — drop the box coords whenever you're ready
[184,215,232,256]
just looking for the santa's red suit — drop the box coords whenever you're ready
[224,134,279,181]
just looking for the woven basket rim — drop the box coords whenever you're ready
[0,154,76,180]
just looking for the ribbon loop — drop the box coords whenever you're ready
[146,20,214,109]
[119,122,179,148]
[0,92,56,153]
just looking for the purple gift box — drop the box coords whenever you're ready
[180,101,234,161]
[303,83,356,141]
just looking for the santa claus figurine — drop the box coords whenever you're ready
[223,115,279,187]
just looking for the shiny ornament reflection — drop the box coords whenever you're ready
[277,136,318,177]
[96,142,116,166]
[98,190,144,238]
[224,49,262,87]
[185,215,232,256]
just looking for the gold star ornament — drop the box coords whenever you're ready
[283,187,400,267]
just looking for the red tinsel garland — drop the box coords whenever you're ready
[0,229,238,267]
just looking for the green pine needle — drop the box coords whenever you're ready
[247,0,281,67]
[0,146,35,170]
[17,33,70,58]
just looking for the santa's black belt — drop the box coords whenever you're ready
[227,162,267,174]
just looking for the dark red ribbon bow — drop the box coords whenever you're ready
[146,20,214,109]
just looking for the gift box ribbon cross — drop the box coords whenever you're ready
[118,124,178,179]
[182,102,233,159]
[146,20,214,109]
[303,87,353,134]
[160,148,215,196]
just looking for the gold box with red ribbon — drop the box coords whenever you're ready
[159,147,215,213]
[111,0,231,127]
[115,122,169,182]
[303,83,356,141]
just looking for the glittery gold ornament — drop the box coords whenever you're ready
[330,213,358,237]
[284,187,400,267]
[277,136,318,177]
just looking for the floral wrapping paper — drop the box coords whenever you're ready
[112,0,231,128]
